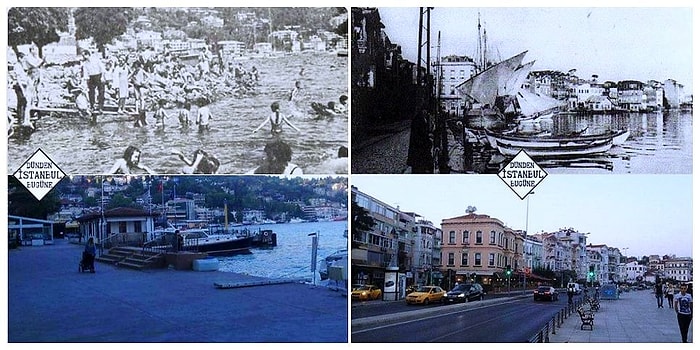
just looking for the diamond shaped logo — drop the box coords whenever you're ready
[498,150,547,200]
[12,149,66,201]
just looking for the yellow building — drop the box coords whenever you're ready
[440,213,524,291]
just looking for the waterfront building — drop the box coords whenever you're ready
[583,95,613,112]
[663,79,685,109]
[663,256,693,282]
[617,80,647,111]
[527,69,576,101]
[625,261,648,282]
[532,232,566,273]
[552,228,589,281]
[574,82,605,110]
[435,55,476,116]
[607,247,623,282]
[76,207,158,247]
[645,80,665,111]
[164,198,196,222]
[408,216,441,286]
[351,7,422,127]
[218,40,246,59]
[440,212,524,291]
[523,235,544,271]
[351,186,415,288]
[586,244,611,283]
[8,216,55,246]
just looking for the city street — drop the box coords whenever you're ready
[351,122,411,174]
[352,292,572,342]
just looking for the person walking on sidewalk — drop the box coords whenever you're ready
[673,283,693,343]
[655,282,665,308]
[665,283,675,308]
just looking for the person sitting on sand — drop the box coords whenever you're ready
[109,145,155,174]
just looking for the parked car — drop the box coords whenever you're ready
[405,285,446,305]
[351,285,382,301]
[443,283,485,304]
[534,286,559,301]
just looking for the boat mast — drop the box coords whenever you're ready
[477,12,482,72]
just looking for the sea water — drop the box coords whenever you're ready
[8,52,348,175]
[217,220,347,282]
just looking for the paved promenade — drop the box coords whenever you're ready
[550,289,692,343]
[8,240,347,343]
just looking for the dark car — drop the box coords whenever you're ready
[534,286,559,301]
[443,283,485,304]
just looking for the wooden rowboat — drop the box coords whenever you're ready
[485,129,628,158]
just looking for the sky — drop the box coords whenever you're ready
[377,7,693,91]
[351,174,692,259]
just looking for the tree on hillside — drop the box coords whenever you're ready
[74,7,136,55]
[8,176,62,219]
[351,200,375,248]
[8,7,70,57]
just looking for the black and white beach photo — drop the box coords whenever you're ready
[8,7,349,175]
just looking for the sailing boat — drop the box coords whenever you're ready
[455,13,528,129]
[456,13,564,128]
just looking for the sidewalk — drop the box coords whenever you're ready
[549,290,692,343]
[8,240,347,343]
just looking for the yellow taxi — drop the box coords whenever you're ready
[405,285,446,305]
[351,285,382,301]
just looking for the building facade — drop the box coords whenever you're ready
[440,213,524,291]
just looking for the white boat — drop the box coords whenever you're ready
[319,249,348,281]
[289,217,307,224]
[486,129,620,158]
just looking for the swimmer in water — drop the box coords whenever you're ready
[108,145,155,174]
[252,101,299,136]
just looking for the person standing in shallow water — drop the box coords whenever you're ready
[674,283,692,343]
[252,101,299,137]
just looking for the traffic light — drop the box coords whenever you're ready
[506,264,512,276]
[588,266,595,278]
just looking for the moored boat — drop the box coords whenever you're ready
[319,248,347,281]
[486,129,619,158]
[146,228,252,256]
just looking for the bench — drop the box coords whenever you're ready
[577,307,594,330]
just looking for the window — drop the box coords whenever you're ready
[449,231,456,244]
[462,230,469,244]
[461,252,468,266]
[119,222,127,233]
[475,253,482,266]
[476,231,483,244]
[134,221,142,233]
[490,231,496,244]
[489,253,495,266]
[448,252,455,266]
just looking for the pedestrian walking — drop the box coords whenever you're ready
[673,283,693,343]
[655,282,665,308]
[666,283,675,308]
